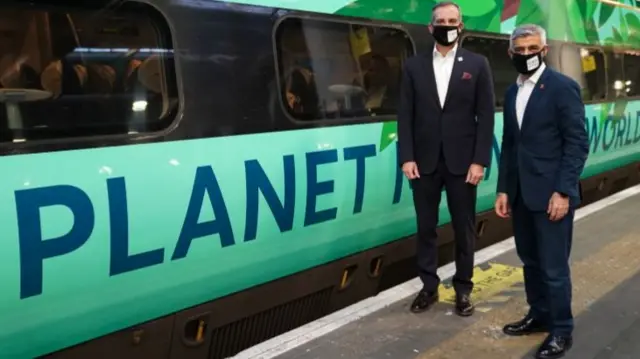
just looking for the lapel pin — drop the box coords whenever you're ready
[458,57,463,62]
[540,83,545,89]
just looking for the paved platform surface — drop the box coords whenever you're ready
[273,191,640,359]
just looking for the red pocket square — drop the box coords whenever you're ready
[462,72,472,80]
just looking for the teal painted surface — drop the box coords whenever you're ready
[0,99,639,357]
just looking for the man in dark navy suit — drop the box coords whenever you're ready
[397,1,495,317]
[495,24,589,359]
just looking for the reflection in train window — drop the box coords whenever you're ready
[462,35,561,109]
[275,18,414,121]
[461,36,518,109]
[0,5,176,143]
[560,45,606,102]
[621,50,640,97]
[605,48,626,99]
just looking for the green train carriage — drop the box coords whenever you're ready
[0,0,638,358]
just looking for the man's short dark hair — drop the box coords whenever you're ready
[431,1,462,23]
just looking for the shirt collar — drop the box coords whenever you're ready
[433,43,458,59]
[517,62,546,86]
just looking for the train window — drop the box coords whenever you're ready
[622,50,640,97]
[605,48,626,99]
[559,45,606,102]
[461,36,517,108]
[0,3,176,143]
[462,35,562,108]
[275,17,414,121]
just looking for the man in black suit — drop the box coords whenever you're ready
[495,24,589,359]
[397,1,495,317]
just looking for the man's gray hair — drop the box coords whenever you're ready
[509,24,547,50]
[431,1,462,23]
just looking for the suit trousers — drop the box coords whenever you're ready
[411,155,476,295]
[512,188,574,336]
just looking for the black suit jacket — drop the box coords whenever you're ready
[397,47,495,175]
[497,67,589,211]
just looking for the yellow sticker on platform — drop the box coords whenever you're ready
[438,262,523,304]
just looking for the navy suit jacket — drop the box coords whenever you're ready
[496,67,589,211]
[397,47,495,175]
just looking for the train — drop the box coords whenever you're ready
[0,0,639,358]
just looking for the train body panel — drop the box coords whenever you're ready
[0,0,639,358]
[1,102,639,357]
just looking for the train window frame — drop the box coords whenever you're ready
[461,32,619,108]
[601,44,640,100]
[619,47,640,98]
[272,14,416,126]
[459,32,517,111]
[559,43,608,104]
[460,32,571,110]
[0,0,179,149]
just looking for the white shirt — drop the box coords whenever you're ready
[433,44,458,107]
[515,62,546,129]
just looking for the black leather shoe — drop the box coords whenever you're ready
[455,293,474,317]
[410,291,438,313]
[535,335,573,359]
[503,316,548,336]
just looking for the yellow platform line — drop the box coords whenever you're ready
[439,263,524,304]
[416,231,640,359]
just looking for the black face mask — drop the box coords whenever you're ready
[511,51,543,75]
[431,25,460,46]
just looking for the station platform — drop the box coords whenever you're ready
[234,184,640,359]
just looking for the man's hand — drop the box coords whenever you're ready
[495,193,510,218]
[466,164,484,185]
[547,192,569,221]
[402,161,420,180]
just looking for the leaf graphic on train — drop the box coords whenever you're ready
[585,19,600,43]
[625,13,640,46]
[379,120,397,152]
[598,0,615,26]
[576,0,595,21]
[450,0,497,17]
[619,11,629,42]
[599,103,611,126]
[598,99,627,128]
[514,0,545,27]
[626,13,640,34]
[576,0,600,43]
[548,0,585,43]
[586,0,598,20]
[335,0,439,24]
[613,99,628,121]
[612,27,624,44]
[463,7,502,33]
